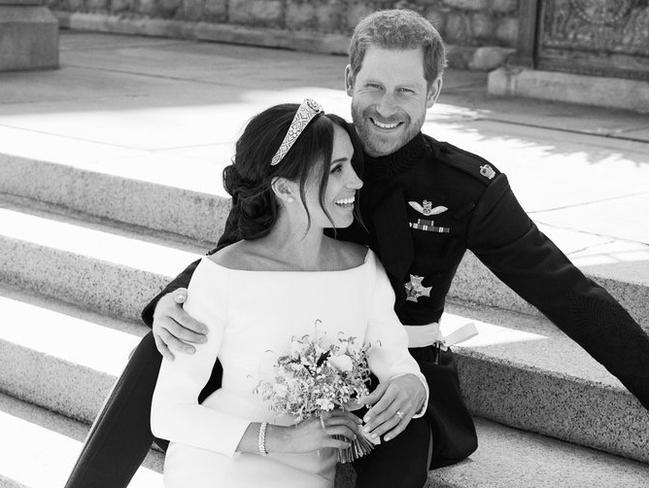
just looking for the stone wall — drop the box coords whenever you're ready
[52,0,520,70]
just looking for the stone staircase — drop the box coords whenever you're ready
[1,153,648,488]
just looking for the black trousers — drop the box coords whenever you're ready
[65,332,434,488]
[65,333,161,488]
[352,415,431,488]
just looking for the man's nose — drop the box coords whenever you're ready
[375,94,398,119]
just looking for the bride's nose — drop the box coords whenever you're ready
[347,168,363,190]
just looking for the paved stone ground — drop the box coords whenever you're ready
[1,30,648,285]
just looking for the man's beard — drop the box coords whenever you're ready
[351,103,424,157]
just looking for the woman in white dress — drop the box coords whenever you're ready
[150,100,429,487]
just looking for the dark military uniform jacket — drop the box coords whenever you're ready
[143,132,649,413]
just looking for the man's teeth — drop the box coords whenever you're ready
[335,197,355,207]
[372,119,400,129]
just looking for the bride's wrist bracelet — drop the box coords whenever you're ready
[258,422,269,456]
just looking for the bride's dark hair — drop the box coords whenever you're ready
[223,103,364,240]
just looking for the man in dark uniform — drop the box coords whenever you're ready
[65,9,649,488]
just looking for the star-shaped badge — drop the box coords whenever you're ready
[404,274,432,302]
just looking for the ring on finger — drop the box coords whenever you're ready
[395,410,404,420]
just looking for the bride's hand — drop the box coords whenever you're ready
[267,410,362,454]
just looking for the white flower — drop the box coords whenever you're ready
[329,354,353,372]
[288,338,303,357]
[273,383,288,397]
[314,342,329,358]
[346,339,363,355]
[316,398,335,411]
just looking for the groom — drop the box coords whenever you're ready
[65,8,649,488]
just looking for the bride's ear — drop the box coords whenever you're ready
[271,177,296,204]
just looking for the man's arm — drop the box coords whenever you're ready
[141,206,242,358]
[467,174,649,410]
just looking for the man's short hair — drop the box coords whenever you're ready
[349,9,447,86]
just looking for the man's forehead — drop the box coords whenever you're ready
[356,46,426,84]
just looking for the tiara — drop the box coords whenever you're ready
[270,98,324,166]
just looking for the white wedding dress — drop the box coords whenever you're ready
[151,249,428,488]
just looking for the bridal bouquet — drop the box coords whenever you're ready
[254,322,375,463]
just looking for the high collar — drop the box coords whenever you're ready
[363,132,428,182]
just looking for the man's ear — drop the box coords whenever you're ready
[426,77,443,108]
[344,65,355,97]
[271,176,295,203]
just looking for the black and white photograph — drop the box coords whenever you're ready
[0,1,648,487]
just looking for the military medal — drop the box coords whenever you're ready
[409,219,450,233]
[408,201,450,232]
[404,274,432,302]
[479,164,496,180]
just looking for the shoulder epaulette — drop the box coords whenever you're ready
[433,140,501,186]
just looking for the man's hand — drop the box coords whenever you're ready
[358,374,426,442]
[152,288,209,360]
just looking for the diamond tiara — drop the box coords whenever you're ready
[270,99,324,166]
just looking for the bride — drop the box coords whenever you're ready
[150,100,428,487]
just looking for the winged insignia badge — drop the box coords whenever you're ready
[408,200,448,217]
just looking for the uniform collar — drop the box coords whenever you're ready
[363,132,429,182]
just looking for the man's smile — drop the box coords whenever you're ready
[369,117,403,130]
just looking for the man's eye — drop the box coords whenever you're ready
[399,88,415,94]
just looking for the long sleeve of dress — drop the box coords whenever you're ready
[467,174,649,410]
[365,255,430,417]
[150,260,251,456]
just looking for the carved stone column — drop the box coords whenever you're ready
[0,0,59,71]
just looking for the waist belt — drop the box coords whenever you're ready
[404,322,479,349]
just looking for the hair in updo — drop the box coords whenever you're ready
[223,104,363,241]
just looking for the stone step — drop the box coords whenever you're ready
[0,196,204,322]
[0,390,646,488]
[443,301,649,464]
[0,197,647,461]
[1,273,647,465]
[450,249,649,335]
[0,284,146,423]
[0,152,230,245]
[427,418,649,488]
[2,158,647,330]
[0,392,163,488]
